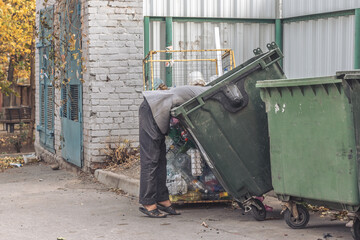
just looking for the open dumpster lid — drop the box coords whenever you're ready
[171,44,284,117]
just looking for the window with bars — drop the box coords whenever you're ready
[61,84,79,122]
[61,85,68,118]
[70,85,79,122]
[47,86,54,130]
[37,6,55,151]
[40,85,45,126]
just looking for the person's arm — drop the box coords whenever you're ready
[171,86,210,107]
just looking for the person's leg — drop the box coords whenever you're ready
[155,137,170,205]
[155,137,180,215]
[138,100,164,211]
[139,132,162,208]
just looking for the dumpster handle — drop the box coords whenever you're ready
[185,97,205,115]
[177,97,205,128]
[258,49,283,69]
[202,65,262,113]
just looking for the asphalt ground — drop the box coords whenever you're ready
[0,163,353,240]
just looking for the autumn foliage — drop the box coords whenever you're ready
[0,0,36,94]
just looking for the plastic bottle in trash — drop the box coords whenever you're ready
[191,179,208,193]
[180,169,208,193]
[181,130,189,142]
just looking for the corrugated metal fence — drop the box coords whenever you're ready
[283,15,355,78]
[282,0,360,78]
[150,21,275,73]
[282,0,360,18]
[144,0,276,18]
[144,0,360,81]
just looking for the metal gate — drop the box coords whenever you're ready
[60,0,83,167]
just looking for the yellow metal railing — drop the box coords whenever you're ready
[143,49,236,90]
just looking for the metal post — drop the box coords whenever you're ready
[150,52,154,90]
[229,50,233,71]
[144,17,150,89]
[231,50,236,67]
[165,17,173,87]
[275,19,283,68]
[144,17,150,57]
[142,60,146,90]
[355,9,360,69]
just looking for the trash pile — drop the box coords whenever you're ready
[0,153,38,172]
[166,117,230,203]
[0,156,24,171]
[306,204,349,221]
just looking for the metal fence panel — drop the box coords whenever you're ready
[149,21,275,86]
[146,1,358,80]
[283,15,355,78]
[282,0,360,18]
[144,0,276,18]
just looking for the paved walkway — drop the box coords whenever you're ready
[0,163,353,240]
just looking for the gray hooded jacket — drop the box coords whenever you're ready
[142,85,210,134]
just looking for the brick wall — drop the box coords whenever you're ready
[83,0,143,171]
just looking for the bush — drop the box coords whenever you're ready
[0,122,29,153]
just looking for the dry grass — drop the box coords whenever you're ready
[103,139,140,171]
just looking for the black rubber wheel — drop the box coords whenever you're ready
[351,218,360,240]
[284,204,310,229]
[250,198,266,221]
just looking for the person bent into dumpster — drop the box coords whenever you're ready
[138,77,208,218]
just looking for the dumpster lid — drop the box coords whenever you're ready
[172,45,284,117]
[256,76,340,88]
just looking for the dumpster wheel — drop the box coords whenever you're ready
[236,201,245,210]
[249,198,266,221]
[351,217,360,240]
[284,204,309,229]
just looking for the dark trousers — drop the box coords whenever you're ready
[139,99,169,205]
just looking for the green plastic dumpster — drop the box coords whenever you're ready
[171,42,285,221]
[257,71,360,239]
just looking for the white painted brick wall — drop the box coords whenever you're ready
[35,0,144,172]
[83,0,143,170]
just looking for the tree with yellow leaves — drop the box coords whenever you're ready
[0,0,36,95]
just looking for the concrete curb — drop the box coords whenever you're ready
[94,169,140,197]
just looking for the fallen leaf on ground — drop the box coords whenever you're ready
[201,221,208,228]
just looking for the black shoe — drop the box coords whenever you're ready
[157,204,181,215]
[139,207,167,218]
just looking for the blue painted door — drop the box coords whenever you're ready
[37,6,55,151]
[60,0,83,167]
